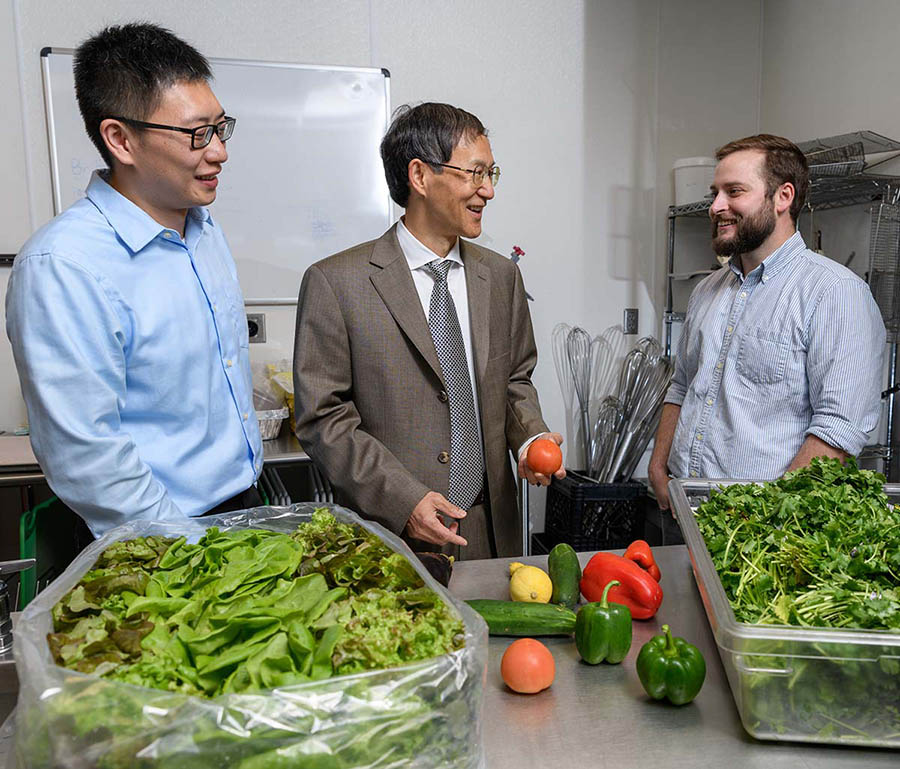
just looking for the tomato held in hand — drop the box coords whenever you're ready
[526,438,563,476]
[500,638,556,693]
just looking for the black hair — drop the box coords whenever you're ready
[380,102,487,207]
[74,22,212,167]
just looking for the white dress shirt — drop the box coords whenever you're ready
[396,218,543,461]
[397,218,483,441]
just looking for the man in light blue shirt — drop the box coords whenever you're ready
[5,23,262,537]
[649,134,885,509]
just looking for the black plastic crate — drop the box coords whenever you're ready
[530,532,554,555]
[643,505,685,546]
[544,471,646,552]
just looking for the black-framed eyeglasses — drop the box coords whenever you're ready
[433,163,501,187]
[107,116,236,149]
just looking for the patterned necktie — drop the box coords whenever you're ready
[424,259,484,508]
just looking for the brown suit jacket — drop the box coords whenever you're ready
[292,224,548,556]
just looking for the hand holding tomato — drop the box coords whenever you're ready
[519,434,565,486]
[527,439,563,475]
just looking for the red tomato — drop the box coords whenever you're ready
[526,439,563,476]
[500,638,556,694]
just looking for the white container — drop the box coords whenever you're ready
[673,156,717,206]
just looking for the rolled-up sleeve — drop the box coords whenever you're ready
[805,279,886,455]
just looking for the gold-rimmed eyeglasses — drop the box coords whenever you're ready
[433,162,501,187]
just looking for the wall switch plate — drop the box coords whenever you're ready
[247,312,266,343]
[624,308,639,335]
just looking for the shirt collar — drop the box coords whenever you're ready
[727,230,806,282]
[396,217,462,271]
[85,170,210,254]
[757,230,805,279]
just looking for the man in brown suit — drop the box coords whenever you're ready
[293,103,564,558]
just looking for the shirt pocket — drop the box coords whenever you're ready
[737,329,789,384]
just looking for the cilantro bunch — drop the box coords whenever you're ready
[696,457,900,629]
[696,459,900,743]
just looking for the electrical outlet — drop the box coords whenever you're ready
[247,313,266,343]
[624,308,639,335]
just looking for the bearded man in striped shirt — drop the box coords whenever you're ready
[650,134,885,510]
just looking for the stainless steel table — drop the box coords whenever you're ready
[260,431,309,464]
[449,546,898,768]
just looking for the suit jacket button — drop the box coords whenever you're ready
[438,390,449,403]
[438,451,450,464]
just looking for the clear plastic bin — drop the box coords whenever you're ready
[669,478,900,748]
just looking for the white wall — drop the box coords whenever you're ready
[656,0,763,304]
[760,0,900,142]
[0,0,31,431]
[759,0,900,270]
[1,0,768,527]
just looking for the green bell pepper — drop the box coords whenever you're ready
[575,579,632,665]
[636,624,706,705]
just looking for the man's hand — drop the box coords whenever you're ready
[404,491,468,547]
[785,434,848,473]
[518,432,567,487]
[648,403,680,512]
[648,459,671,511]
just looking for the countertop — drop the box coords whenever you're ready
[0,438,41,488]
[0,438,37,471]
[449,546,898,768]
[260,431,309,464]
[0,432,309,477]
[3,546,896,767]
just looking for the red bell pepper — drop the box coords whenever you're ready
[624,539,662,582]
[580,552,663,620]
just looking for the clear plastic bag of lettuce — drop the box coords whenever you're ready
[10,503,487,768]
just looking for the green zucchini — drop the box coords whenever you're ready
[465,599,577,636]
[548,542,581,608]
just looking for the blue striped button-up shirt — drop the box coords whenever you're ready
[665,231,885,480]
[6,171,262,536]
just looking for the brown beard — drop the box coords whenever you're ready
[711,198,776,257]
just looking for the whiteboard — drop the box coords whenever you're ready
[40,49,392,302]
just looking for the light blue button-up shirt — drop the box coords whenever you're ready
[665,231,885,480]
[6,171,262,536]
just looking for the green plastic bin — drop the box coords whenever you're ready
[17,495,57,608]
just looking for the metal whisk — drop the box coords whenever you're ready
[566,326,594,471]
